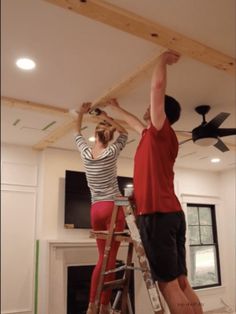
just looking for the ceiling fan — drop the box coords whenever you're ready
[177,105,236,152]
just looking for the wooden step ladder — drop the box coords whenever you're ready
[90,197,164,314]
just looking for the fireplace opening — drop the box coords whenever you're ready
[67,261,135,314]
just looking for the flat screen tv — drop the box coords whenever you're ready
[64,170,133,229]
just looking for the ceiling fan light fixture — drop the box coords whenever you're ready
[194,137,218,146]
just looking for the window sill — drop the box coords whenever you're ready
[194,285,225,296]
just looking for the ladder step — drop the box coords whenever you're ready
[102,278,126,291]
[114,196,130,206]
[91,230,130,236]
[104,264,143,275]
[90,230,132,242]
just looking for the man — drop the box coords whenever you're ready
[106,51,203,314]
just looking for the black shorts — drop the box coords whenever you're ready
[137,210,187,282]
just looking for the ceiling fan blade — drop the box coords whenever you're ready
[205,112,230,128]
[214,138,229,152]
[179,138,192,145]
[217,128,236,137]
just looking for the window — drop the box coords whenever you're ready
[187,204,221,289]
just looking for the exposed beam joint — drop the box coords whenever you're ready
[32,52,162,150]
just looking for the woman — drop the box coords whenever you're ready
[75,102,128,314]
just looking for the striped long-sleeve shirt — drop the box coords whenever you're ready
[75,133,128,203]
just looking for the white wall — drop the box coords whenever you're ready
[219,169,236,312]
[1,144,39,314]
[1,144,235,314]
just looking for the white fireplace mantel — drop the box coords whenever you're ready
[48,240,129,314]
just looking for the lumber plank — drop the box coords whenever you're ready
[1,96,68,116]
[45,0,235,76]
[32,53,161,149]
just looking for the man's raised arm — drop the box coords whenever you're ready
[150,51,180,130]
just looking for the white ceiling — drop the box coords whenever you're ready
[1,0,236,172]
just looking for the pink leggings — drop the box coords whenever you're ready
[90,201,125,305]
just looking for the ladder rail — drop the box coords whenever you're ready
[118,198,164,313]
[121,242,133,313]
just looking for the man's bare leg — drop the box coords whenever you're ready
[178,276,203,314]
[158,279,195,314]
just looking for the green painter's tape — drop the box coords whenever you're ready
[34,240,39,314]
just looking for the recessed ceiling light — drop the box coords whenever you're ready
[211,158,221,163]
[16,58,36,70]
[88,136,95,142]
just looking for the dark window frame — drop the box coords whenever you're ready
[187,203,221,290]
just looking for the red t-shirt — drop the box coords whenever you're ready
[134,119,182,215]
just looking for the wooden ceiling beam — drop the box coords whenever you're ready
[45,0,235,76]
[1,96,68,116]
[32,115,133,150]
[3,96,235,151]
[87,53,161,110]
[1,95,133,149]
[32,52,162,150]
